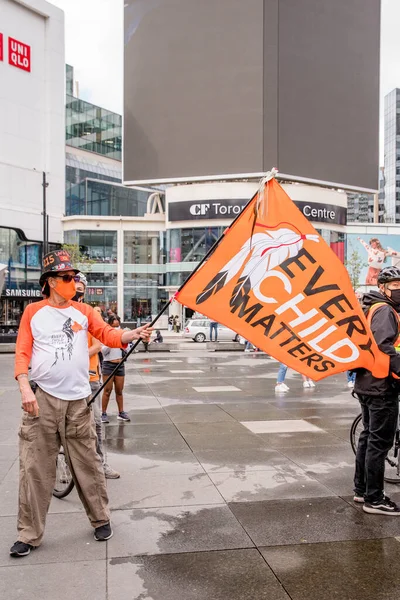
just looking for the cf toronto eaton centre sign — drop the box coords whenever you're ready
[168,199,347,226]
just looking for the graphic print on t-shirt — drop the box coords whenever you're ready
[51,317,82,366]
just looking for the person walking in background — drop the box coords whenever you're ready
[275,363,315,393]
[347,370,356,389]
[209,320,218,342]
[73,275,120,479]
[154,330,163,343]
[101,315,130,423]
[174,315,181,333]
[168,315,173,331]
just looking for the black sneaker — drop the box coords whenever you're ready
[363,496,400,515]
[10,541,34,557]
[94,522,113,541]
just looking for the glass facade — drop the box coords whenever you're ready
[64,230,118,263]
[86,181,148,217]
[0,227,57,328]
[384,89,400,223]
[65,151,121,216]
[123,231,166,322]
[66,64,74,96]
[65,153,154,217]
[66,94,122,159]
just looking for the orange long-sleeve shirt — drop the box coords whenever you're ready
[15,299,126,400]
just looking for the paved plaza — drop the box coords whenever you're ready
[1,349,400,599]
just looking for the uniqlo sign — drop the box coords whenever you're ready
[0,34,3,62]
[8,37,31,72]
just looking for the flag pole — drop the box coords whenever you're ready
[88,169,278,406]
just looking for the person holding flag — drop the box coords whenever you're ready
[10,249,151,557]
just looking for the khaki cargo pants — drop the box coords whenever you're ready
[18,387,110,546]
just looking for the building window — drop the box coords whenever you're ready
[124,232,165,265]
[123,273,167,322]
[65,230,118,264]
[65,94,122,159]
[167,227,225,264]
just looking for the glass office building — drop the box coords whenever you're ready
[384,89,400,223]
[66,66,122,160]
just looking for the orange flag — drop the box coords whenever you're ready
[176,177,389,381]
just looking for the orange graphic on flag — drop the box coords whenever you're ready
[176,178,389,381]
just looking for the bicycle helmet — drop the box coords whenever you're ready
[76,272,88,287]
[377,266,400,284]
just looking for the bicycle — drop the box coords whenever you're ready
[350,408,400,484]
[53,448,74,499]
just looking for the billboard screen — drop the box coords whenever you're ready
[124,0,380,190]
[347,234,400,292]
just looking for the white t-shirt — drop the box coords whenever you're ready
[15,299,125,400]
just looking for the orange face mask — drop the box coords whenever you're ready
[55,279,76,301]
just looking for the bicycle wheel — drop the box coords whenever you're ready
[350,413,362,455]
[53,449,74,499]
[350,413,400,484]
[384,428,400,484]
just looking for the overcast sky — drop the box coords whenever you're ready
[52,0,400,159]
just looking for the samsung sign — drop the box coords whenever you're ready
[168,199,347,225]
[4,289,41,298]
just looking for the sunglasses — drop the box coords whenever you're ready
[52,274,80,283]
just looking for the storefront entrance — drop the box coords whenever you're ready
[0,296,42,330]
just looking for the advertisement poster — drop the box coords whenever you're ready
[346,233,400,290]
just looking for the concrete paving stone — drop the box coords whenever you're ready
[164,405,235,423]
[328,429,352,443]
[108,548,290,600]
[228,496,397,547]
[108,471,223,510]
[242,420,323,434]
[0,444,19,461]
[304,415,359,430]
[183,432,268,452]
[105,434,189,454]
[105,423,182,440]
[279,443,355,471]
[0,459,15,483]
[1,513,106,566]
[193,448,299,474]
[0,430,17,444]
[174,421,250,436]
[282,407,360,419]
[0,560,105,600]
[208,467,334,503]
[255,430,347,449]
[104,449,205,475]
[48,487,85,514]
[108,504,253,557]
[261,539,400,600]
[220,405,295,421]
[105,411,172,424]
[0,460,19,516]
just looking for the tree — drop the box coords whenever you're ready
[61,244,94,272]
[345,243,364,290]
